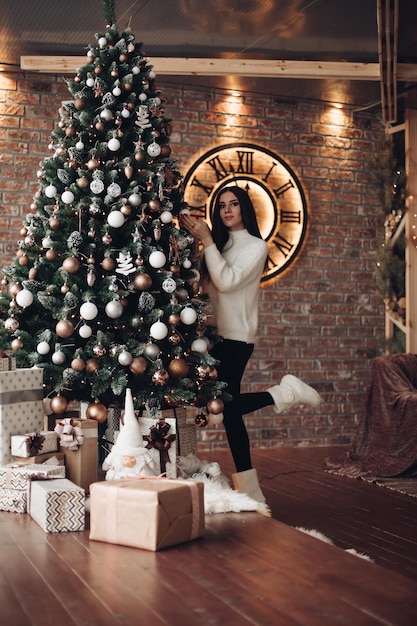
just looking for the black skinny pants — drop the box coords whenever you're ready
[210,339,273,472]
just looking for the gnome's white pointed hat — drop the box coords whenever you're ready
[111,388,144,455]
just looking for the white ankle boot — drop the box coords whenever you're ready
[232,468,271,516]
[267,374,322,414]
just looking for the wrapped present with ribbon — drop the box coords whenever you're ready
[143,418,177,476]
[55,418,98,494]
[0,349,16,372]
[0,461,66,513]
[89,477,204,551]
[11,430,58,458]
[0,368,45,465]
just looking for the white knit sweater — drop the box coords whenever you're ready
[203,229,268,344]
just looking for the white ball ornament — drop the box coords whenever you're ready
[127,42,135,53]
[132,66,140,75]
[112,86,122,97]
[15,289,34,308]
[100,108,113,121]
[121,108,130,118]
[105,300,124,319]
[180,307,197,325]
[61,190,75,204]
[86,77,95,87]
[107,211,125,228]
[75,140,84,150]
[149,70,156,79]
[37,341,50,355]
[160,210,173,224]
[45,184,57,198]
[118,350,133,366]
[191,338,208,354]
[182,258,192,269]
[150,321,168,340]
[149,250,166,269]
[52,350,66,365]
[79,324,93,338]
[139,92,147,101]
[128,192,142,206]
[80,301,98,320]
[107,137,121,152]
[147,142,161,158]
[98,36,107,48]
[42,236,53,248]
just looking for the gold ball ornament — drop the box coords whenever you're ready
[62,256,81,273]
[86,402,108,423]
[11,337,23,350]
[71,357,86,371]
[207,398,224,415]
[50,395,68,414]
[167,357,189,380]
[18,255,29,266]
[45,249,57,261]
[148,198,160,212]
[168,313,181,326]
[101,256,116,271]
[129,356,147,374]
[85,358,100,373]
[49,217,61,229]
[56,319,74,338]
[9,283,22,297]
[134,272,152,290]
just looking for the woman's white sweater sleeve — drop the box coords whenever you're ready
[203,238,266,292]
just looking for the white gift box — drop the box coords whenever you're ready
[140,415,177,478]
[29,478,85,533]
[0,487,27,513]
[11,430,58,458]
[0,368,44,464]
[0,462,65,490]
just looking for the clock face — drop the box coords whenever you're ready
[182,143,308,282]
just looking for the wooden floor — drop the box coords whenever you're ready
[2,445,417,625]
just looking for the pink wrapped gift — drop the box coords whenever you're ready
[89,478,204,551]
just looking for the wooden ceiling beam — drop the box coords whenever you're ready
[377,0,399,124]
[19,55,417,82]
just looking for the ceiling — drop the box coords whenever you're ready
[2,0,417,123]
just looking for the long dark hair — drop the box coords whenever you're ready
[200,185,263,282]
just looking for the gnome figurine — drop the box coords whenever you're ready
[102,388,158,480]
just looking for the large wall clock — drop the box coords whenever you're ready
[182,143,308,282]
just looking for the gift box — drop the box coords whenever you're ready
[29,478,85,533]
[0,462,65,513]
[0,354,16,371]
[140,416,177,478]
[11,430,58,458]
[0,462,65,490]
[13,452,65,465]
[0,368,45,464]
[55,419,98,493]
[89,478,205,551]
[0,488,27,513]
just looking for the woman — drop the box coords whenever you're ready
[180,186,321,507]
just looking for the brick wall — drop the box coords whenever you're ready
[0,72,386,452]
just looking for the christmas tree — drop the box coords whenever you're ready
[0,0,226,424]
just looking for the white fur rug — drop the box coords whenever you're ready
[295,527,373,561]
[189,472,270,515]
